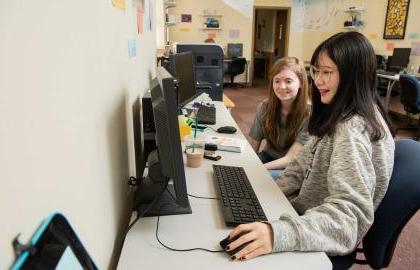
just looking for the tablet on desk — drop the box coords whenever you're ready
[11,213,97,270]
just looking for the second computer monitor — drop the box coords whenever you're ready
[169,51,199,108]
[133,68,192,217]
[389,48,411,71]
[227,43,243,58]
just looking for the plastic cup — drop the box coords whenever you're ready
[184,135,206,168]
[178,116,192,141]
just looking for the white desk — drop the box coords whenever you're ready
[117,102,331,270]
[377,72,400,110]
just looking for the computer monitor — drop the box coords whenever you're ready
[169,52,201,108]
[388,48,411,71]
[133,67,192,217]
[227,43,243,58]
[132,96,145,180]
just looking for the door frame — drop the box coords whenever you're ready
[250,6,291,86]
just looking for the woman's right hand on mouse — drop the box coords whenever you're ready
[226,222,274,261]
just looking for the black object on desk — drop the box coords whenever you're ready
[204,155,221,161]
[220,233,252,257]
[192,105,217,125]
[213,165,267,227]
[217,126,237,134]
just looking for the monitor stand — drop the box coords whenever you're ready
[133,150,192,217]
[138,184,192,217]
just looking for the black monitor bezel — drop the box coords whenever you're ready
[389,47,411,70]
[169,51,198,108]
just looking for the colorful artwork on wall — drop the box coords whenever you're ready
[383,0,410,39]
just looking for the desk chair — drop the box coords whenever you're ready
[376,55,387,96]
[376,54,386,70]
[332,139,420,270]
[224,57,246,88]
[398,75,420,141]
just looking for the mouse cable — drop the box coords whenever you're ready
[154,187,224,253]
[204,125,217,132]
[188,193,220,200]
[155,215,224,253]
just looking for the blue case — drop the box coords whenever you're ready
[11,212,98,270]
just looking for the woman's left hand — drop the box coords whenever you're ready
[226,222,274,261]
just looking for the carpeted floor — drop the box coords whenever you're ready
[224,84,420,270]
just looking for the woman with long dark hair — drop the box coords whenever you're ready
[225,32,395,265]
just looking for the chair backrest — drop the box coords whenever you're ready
[399,75,420,114]
[376,54,385,69]
[229,57,246,76]
[362,139,420,269]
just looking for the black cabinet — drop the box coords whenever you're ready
[176,44,224,101]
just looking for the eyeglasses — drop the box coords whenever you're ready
[309,65,336,83]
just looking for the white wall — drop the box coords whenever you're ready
[167,0,253,83]
[0,1,156,268]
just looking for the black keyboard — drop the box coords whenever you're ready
[213,165,267,227]
[196,106,216,125]
[377,70,398,76]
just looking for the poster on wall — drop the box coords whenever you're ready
[112,0,126,12]
[383,0,410,39]
[229,29,240,38]
[181,14,192,23]
[291,0,343,32]
[136,0,144,34]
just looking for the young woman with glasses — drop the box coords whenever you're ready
[224,32,395,266]
[249,57,310,179]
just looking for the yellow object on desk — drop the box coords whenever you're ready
[178,115,192,141]
[222,94,235,111]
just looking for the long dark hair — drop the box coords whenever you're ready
[308,31,395,140]
[264,57,309,149]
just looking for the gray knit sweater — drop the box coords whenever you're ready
[270,112,395,256]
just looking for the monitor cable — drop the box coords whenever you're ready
[154,187,224,253]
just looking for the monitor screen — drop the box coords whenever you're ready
[169,52,200,108]
[133,68,192,217]
[227,43,243,58]
[389,48,411,70]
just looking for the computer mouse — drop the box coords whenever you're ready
[217,126,237,134]
[219,234,252,257]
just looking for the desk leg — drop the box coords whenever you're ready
[245,61,249,87]
[384,80,397,110]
